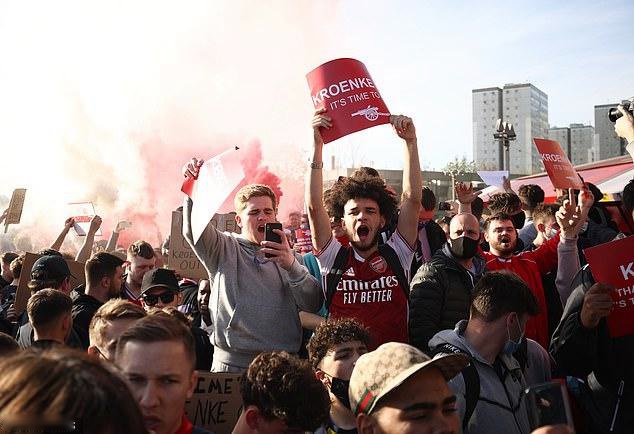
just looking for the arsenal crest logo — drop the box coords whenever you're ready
[369,256,388,274]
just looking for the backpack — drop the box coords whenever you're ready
[323,244,409,312]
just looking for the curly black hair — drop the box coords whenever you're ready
[240,352,330,430]
[325,173,398,222]
[307,317,371,369]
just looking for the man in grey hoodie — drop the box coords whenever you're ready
[429,270,541,434]
[179,172,322,372]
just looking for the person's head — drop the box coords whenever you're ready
[419,187,437,221]
[9,253,24,284]
[350,342,469,434]
[0,332,19,359]
[239,351,330,433]
[88,299,146,362]
[327,174,398,253]
[0,349,146,433]
[532,205,560,240]
[308,318,370,408]
[517,184,545,213]
[287,211,301,230]
[471,196,485,221]
[140,268,182,311]
[197,279,211,317]
[483,214,517,257]
[234,184,278,244]
[330,216,346,239]
[469,271,539,354]
[487,193,525,229]
[26,289,72,344]
[27,255,72,295]
[115,312,197,434]
[623,178,634,220]
[85,252,124,298]
[352,167,381,179]
[1,252,18,282]
[126,240,156,286]
[446,213,480,261]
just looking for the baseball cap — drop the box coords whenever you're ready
[140,268,179,295]
[30,255,73,281]
[349,342,469,415]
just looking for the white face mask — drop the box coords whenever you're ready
[543,227,558,240]
[580,221,589,233]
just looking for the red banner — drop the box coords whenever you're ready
[306,58,390,144]
[533,138,583,189]
[294,228,313,254]
[584,236,634,338]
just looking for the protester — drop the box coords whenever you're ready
[115,312,214,434]
[549,178,634,434]
[123,240,157,306]
[409,212,486,352]
[411,186,447,275]
[308,318,370,433]
[308,109,422,348]
[232,351,330,434]
[75,215,103,263]
[349,341,468,434]
[429,271,541,434]
[517,184,545,246]
[0,253,22,313]
[26,288,73,350]
[0,349,147,433]
[72,252,124,349]
[88,298,146,362]
[192,278,212,333]
[0,251,18,289]
[181,163,322,372]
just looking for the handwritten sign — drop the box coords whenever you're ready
[4,188,26,233]
[534,139,583,189]
[307,58,390,143]
[584,236,634,338]
[68,202,102,237]
[184,372,243,434]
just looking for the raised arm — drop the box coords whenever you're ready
[393,115,422,247]
[50,218,75,251]
[455,182,479,215]
[75,215,102,263]
[105,221,129,252]
[306,108,335,252]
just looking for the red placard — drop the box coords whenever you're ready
[584,236,634,338]
[294,228,313,254]
[307,58,390,144]
[533,138,583,189]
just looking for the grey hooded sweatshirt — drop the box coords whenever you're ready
[183,199,322,369]
[430,321,532,434]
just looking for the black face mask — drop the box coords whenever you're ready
[510,212,526,230]
[449,236,479,260]
[330,377,351,409]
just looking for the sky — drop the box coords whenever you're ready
[0,0,632,247]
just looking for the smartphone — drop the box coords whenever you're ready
[438,201,452,211]
[525,381,574,430]
[264,222,283,258]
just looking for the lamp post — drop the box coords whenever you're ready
[494,119,516,173]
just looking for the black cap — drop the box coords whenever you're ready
[141,268,179,295]
[31,255,73,280]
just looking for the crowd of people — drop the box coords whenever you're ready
[0,105,633,434]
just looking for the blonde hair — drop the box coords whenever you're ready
[88,299,146,348]
[234,184,277,213]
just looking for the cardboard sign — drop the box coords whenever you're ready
[4,188,26,233]
[68,202,102,237]
[14,252,86,315]
[584,236,634,338]
[168,211,240,281]
[294,228,313,254]
[477,171,508,188]
[533,139,583,189]
[184,372,243,434]
[182,147,245,244]
[307,58,390,143]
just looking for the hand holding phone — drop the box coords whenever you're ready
[525,381,574,431]
[264,222,283,258]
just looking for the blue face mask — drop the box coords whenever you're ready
[502,314,524,355]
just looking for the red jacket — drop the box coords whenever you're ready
[482,235,559,348]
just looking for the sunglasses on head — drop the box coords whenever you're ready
[142,291,176,306]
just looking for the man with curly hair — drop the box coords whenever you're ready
[308,318,370,433]
[232,351,330,434]
[307,108,422,348]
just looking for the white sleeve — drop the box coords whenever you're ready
[386,230,416,281]
[314,236,344,274]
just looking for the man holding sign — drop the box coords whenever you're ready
[550,178,634,434]
[181,165,322,372]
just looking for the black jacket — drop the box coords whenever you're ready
[550,266,634,434]
[409,244,486,353]
[410,220,448,277]
[71,291,104,350]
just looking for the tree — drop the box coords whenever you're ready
[442,157,477,201]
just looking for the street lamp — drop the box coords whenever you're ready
[494,119,516,173]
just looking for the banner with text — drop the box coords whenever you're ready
[184,372,243,434]
[4,188,26,233]
[68,201,102,237]
[307,58,390,143]
[584,236,634,338]
[533,138,583,189]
